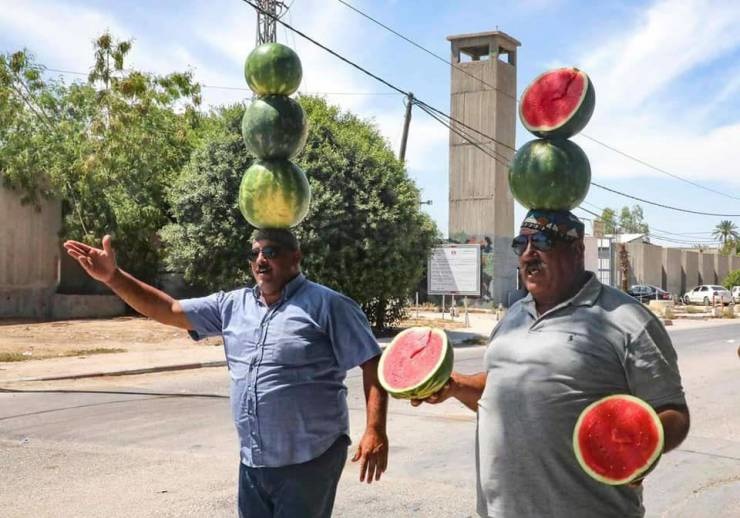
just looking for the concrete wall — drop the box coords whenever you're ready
[732,255,740,273]
[0,185,61,318]
[699,251,717,285]
[663,248,682,297]
[682,251,699,292]
[625,242,662,287]
[715,254,730,286]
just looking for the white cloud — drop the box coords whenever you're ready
[574,0,740,186]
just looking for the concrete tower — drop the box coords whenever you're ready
[447,31,521,305]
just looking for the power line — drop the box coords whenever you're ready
[335,0,513,100]
[591,182,740,217]
[580,134,740,201]
[241,0,517,154]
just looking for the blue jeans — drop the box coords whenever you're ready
[238,435,349,518]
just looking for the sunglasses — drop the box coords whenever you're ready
[248,245,283,262]
[511,231,573,256]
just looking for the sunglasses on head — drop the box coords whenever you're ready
[511,231,574,256]
[248,245,283,262]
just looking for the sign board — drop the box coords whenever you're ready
[427,244,481,296]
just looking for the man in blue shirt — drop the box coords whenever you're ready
[64,228,389,518]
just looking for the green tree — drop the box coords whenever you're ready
[161,96,439,329]
[0,34,202,282]
[722,269,740,290]
[618,205,649,234]
[713,220,739,246]
[598,207,618,234]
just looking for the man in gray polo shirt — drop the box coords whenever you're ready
[412,209,690,518]
[64,228,389,518]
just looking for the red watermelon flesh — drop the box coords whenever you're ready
[382,328,443,388]
[520,67,595,139]
[378,327,453,399]
[573,395,664,485]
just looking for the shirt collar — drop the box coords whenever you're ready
[251,272,306,303]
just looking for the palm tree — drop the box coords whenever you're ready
[713,220,739,246]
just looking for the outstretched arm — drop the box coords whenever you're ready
[64,235,192,330]
[411,371,487,412]
[352,354,389,484]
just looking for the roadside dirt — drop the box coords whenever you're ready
[0,317,221,361]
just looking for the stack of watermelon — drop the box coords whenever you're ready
[239,43,311,228]
[509,68,595,210]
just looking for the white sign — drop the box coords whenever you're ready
[427,244,481,296]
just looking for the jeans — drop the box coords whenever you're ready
[238,435,349,518]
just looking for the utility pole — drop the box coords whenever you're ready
[255,0,288,45]
[399,92,414,161]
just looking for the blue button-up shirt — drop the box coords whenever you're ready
[180,273,380,468]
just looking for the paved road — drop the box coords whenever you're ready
[1,325,738,517]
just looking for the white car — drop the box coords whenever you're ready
[732,286,740,304]
[682,285,733,306]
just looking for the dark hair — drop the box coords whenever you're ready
[250,228,300,251]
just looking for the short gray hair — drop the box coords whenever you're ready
[250,228,300,251]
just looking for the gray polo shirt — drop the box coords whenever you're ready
[477,273,685,518]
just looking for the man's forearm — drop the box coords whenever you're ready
[361,355,388,431]
[107,268,191,329]
[450,372,487,412]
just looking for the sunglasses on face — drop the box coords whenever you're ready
[248,246,283,262]
[511,231,562,256]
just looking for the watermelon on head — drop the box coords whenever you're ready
[238,159,311,229]
[245,42,302,96]
[242,95,308,159]
[378,327,453,400]
[519,67,595,139]
[573,394,664,485]
[508,138,591,211]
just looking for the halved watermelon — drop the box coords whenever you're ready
[378,327,453,400]
[573,394,664,485]
[519,67,595,139]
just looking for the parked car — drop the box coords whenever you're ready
[626,284,673,303]
[732,286,740,303]
[682,285,733,306]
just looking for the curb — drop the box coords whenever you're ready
[3,360,227,383]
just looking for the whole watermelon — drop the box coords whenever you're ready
[242,95,308,159]
[238,159,311,228]
[508,138,591,210]
[244,42,302,96]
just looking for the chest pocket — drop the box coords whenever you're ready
[270,316,334,366]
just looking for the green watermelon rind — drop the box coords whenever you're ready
[519,67,596,139]
[572,394,665,486]
[508,138,591,211]
[238,159,311,229]
[377,327,453,400]
[242,95,308,159]
[245,43,302,96]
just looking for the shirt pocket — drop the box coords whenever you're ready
[270,317,333,366]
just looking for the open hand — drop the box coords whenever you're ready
[63,235,118,284]
[351,428,388,484]
[410,379,455,407]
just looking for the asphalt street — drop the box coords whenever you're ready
[0,324,738,517]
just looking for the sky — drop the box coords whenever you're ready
[2,0,740,248]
